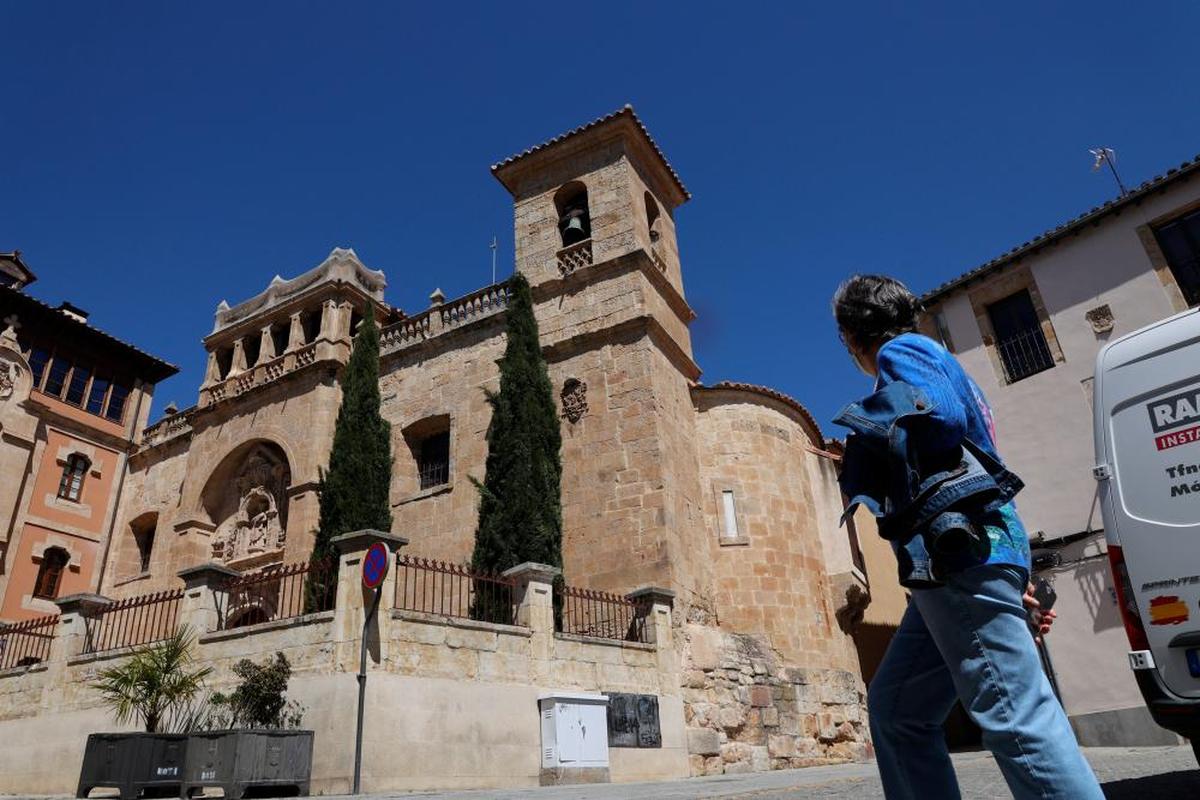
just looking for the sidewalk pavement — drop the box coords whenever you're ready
[346,746,1199,799]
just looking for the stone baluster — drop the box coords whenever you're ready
[177,563,241,635]
[318,299,340,343]
[286,311,305,353]
[257,324,276,365]
[330,529,409,670]
[228,338,248,376]
[50,593,111,662]
[202,350,222,387]
[338,301,355,341]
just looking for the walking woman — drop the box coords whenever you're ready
[833,275,1103,800]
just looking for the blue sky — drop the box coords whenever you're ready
[4,3,1199,430]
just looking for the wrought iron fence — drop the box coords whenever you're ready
[555,584,648,643]
[394,555,518,625]
[83,589,183,655]
[216,560,336,630]
[0,614,58,669]
[995,326,1055,383]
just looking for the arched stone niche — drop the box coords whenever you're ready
[200,440,292,568]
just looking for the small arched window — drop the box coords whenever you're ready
[554,182,591,247]
[57,454,90,502]
[644,192,661,243]
[33,547,69,600]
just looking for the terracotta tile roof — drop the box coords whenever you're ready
[1,285,178,382]
[491,105,690,201]
[698,380,825,448]
[922,152,1200,305]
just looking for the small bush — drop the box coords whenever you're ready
[207,652,305,730]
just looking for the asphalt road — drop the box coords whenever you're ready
[375,746,1199,799]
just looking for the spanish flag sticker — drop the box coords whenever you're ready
[1149,595,1190,626]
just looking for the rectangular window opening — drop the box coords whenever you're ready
[105,384,130,423]
[418,430,451,490]
[1154,208,1200,307]
[720,490,739,540]
[986,290,1055,383]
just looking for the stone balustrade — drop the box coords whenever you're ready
[380,282,510,356]
[197,342,319,408]
[140,407,196,449]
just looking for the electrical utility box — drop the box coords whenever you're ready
[538,692,610,770]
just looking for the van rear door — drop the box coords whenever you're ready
[1096,307,1200,699]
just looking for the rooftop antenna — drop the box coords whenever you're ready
[490,236,498,285]
[1090,147,1129,197]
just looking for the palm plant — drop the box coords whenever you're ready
[92,627,212,733]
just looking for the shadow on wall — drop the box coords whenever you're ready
[1068,557,1123,635]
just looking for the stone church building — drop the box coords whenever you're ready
[1,108,872,779]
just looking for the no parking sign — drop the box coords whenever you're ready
[361,541,389,590]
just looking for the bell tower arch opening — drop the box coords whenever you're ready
[554,182,591,247]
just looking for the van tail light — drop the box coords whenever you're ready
[1108,544,1151,651]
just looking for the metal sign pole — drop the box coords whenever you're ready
[353,585,382,794]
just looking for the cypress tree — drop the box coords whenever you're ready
[306,313,392,610]
[471,273,563,621]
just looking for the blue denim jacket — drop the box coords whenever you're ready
[834,381,1024,588]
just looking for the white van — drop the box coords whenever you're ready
[1095,305,1200,761]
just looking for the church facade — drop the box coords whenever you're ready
[3,108,872,775]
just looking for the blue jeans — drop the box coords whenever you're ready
[868,564,1103,799]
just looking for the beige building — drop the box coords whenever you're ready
[0,108,879,788]
[921,152,1200,746]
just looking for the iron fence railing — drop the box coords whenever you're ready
[995,326,1056,383]
[83,589,183,655]
[216,560,336,630]
[394,555,518,625]
[0,614,58,669]
[555,584,648,643]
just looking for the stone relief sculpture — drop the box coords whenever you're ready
[211,449,289,562]
[561,378,588,423]
[0,362,15,402]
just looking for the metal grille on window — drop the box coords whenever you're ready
[987,290,1055,383]
[418,430,450,490]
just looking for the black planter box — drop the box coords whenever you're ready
[77,732,188,799]
[183,730,313,799]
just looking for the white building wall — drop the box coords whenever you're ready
[928,171,1200,745]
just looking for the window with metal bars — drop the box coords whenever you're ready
[33,547,69,600]
[1153,208,1200,307]
[57,454,90,502]
[418,430,451,490]
[986,290,1056,383]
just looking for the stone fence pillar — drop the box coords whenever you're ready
[50,593,110,662]
[330,529,409,669]
[628,586,678,693]
[177,563,241,636]
[502,562,560,633]
[627,586,675,647]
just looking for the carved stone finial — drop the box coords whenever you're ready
[1085,304,1115,334]
[429,288,446,307]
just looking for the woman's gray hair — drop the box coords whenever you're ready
[833,274,922,348]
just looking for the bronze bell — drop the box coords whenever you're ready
[559,208,589,245]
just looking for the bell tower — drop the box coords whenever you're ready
[491,107,712,609]
[492,105,692,353]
